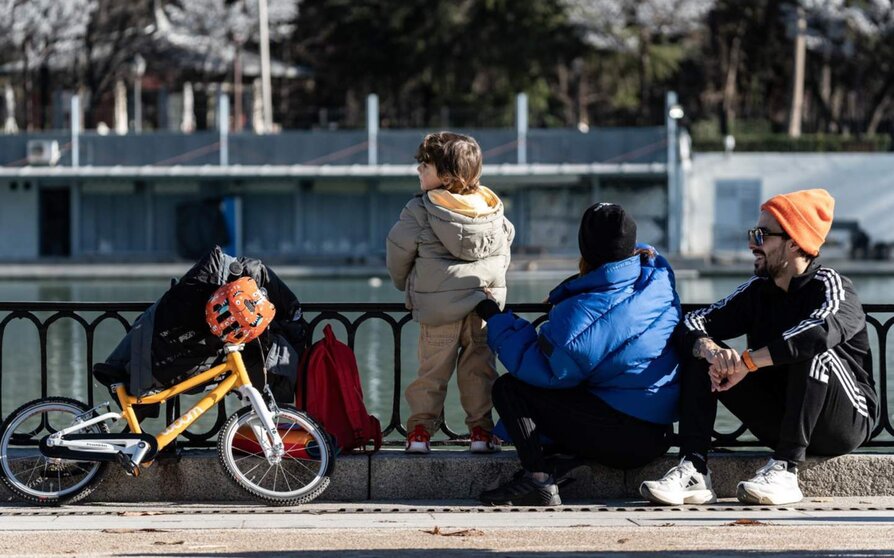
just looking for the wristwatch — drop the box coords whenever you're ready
[741,349,758,372]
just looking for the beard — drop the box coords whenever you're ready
[753,249,785,279]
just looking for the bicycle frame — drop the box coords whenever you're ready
[49,344,282,462]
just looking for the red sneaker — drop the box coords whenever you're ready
[405,424,431,454]
[470,426,502,454]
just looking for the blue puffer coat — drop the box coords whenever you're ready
[485,247,681,424]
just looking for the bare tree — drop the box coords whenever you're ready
[7,0,97,129]
[847,0,894,135]
[160,0,298,130]
[563,0,713,122]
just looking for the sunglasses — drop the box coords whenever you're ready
[747,227,788,246]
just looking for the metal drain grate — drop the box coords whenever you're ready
[2,505,893,517]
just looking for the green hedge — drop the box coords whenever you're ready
[692,134,892,153]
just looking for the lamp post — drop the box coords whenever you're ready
[132,54,146,134]
[666,91,684,255]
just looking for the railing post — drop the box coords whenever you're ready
[516,92,528,165]
[367,93,379,165]
[71,94,80,168]
[219,93,230,166]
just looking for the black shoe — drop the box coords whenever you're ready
[479,471,561,506]
[543,453,586,481]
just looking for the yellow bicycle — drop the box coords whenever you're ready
[0,279,334,506]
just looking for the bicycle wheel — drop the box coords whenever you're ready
[0,397,109,505]
[218,404,334,505]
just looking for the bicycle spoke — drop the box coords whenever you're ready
[277,463,310,487]
[236,458,265,478]
[4,454,47,463]
[18,459,47,484]
[283,454,321,476]
[256,462,275,486]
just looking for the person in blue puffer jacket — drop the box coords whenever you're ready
[476,202,681,506]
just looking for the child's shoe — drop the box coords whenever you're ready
[470,426,502,453]
[405,424,431,454]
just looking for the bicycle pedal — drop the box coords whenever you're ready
[115,452,140,477]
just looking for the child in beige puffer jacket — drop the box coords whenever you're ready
[386,131,515,454]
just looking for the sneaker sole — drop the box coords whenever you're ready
[405,442,430,454]
[639,483,717,506]
[736,483,803,506]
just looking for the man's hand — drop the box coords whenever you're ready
[694,338,751,391]
[705,347,744,377]
[713,368,749,392]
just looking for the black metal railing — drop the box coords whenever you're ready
[1,302,892,449]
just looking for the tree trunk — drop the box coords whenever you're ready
[820,49,832,132]
[345,88,360,128]
[22,45,32,131]
[555,64,574,126]
[830,86,843,132]
[233,46,243,132]
[866,95,891,136]
[577,70,589,129]
[38,65,50,130]
[788,7,806,138]
[639,28,651,124]
[865,77,894,136]
[721,33,743,135]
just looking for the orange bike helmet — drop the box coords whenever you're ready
[205,277,276,344]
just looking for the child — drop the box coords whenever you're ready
[386,131,515,454]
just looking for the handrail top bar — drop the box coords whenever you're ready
[2,301,894,313]
[0,163,667,179]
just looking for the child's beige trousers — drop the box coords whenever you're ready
[405,312,497,434]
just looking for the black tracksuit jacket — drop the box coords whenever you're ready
[680,262,878,422]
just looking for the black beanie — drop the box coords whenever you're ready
[578,202,637,269]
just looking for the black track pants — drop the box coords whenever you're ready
[677,351,872,463]
[492,374,670,473]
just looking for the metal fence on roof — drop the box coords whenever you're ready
[0,128,667,167]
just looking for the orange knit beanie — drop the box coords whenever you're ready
[760,188,835,257]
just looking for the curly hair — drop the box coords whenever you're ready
[414,131,483,195]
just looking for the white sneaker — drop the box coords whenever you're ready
[737,458,803,505]
[470,426,502,454]
[640,459,717,505]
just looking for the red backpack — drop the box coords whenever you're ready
[296,324,382,453]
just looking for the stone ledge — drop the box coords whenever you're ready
[2,450,892,503]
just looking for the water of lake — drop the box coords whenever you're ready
[1,273,892,444]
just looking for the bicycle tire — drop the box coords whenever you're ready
[218,404,334,505]
[0,397,109,505]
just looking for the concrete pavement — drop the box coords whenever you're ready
[2,500,894,556]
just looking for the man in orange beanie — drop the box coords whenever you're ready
[641,188,877,506]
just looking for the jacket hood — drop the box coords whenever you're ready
[421,189,510,261]
[427,185,501,218]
